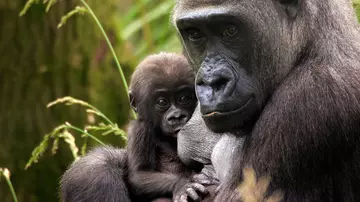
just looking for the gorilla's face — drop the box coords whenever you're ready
[174,0,303,132]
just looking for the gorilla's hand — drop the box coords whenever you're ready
[173,180,208,202]
[192,164,220,186]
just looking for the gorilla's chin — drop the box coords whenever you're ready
[201,97,254,133]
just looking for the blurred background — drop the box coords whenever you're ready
[0,0,359,202]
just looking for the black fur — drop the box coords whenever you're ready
[173,0,360,201]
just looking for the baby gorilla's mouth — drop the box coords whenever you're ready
[173,129,181,136]
[164,125,184,137]
[168,128,182,137]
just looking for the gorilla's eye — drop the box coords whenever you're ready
[178,95,191,105]
[156,98,169,109]
[223,25,238,37]
[187,28,205,42]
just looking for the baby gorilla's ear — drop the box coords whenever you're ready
[129,91,137,113]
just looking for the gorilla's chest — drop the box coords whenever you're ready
[211,134,244,182]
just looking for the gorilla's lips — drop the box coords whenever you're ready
[201,97,254,133]
[204,111,220,117]
[202,97,253,118]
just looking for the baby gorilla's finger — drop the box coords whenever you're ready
[191,183,208,194]
[192,173,220,186]
[192,174,211,185]
[186,187,200,202]
[179,194,189,202]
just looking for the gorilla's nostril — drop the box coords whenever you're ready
[196,79,205,86]
[213,77,229,90]
[196,67,234,95]
[203,76,229,91]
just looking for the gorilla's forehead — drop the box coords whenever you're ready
[176,0,233,7]
[174,0,231,17]
[172,0,268,24]
[174,6,230,20]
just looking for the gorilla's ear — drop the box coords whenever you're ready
[129,90,137,113]
[278,0,300,18]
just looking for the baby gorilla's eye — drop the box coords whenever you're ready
[223,25,238,37]
[156,98,169,109]
[178,95,191,105]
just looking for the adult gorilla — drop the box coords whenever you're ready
[173,0,360,201]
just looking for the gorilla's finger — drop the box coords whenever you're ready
[186,188,200,202]
[192,183,208,194]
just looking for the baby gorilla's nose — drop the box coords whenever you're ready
[167,110,188,126]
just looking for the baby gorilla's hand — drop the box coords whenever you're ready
[192,164,220,186]
[173,181,208,202]
[192,172,220,186]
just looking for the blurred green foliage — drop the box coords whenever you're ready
[355,0,360,20]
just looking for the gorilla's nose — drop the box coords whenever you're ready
[196,67,235,97]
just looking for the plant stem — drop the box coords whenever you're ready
[80,0,137,119]
[90,106,115,126]
[1,169,18,202]
[6,178,18,202]
[66,124,106,146]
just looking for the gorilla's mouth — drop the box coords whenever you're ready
[202,97,253,118]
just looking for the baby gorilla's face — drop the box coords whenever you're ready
[154,85,197,137]
[128,53,197,136]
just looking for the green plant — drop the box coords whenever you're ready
[0,168,18,202]
[25,96,128,169]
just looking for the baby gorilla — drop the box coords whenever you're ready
[60,53,210,202]
[127,53,208,202]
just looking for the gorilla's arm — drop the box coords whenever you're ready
[60,146,130,202]
[127,120,205,200]
[179,105,245,187]
[177,105,220,167]
[129,171,190,197]
[127,121,180,198]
